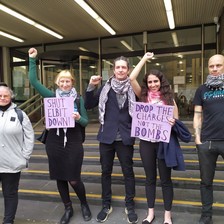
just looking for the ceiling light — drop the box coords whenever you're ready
[74,0,116,35]
[163,0,175,29]
[0,3,63,39]
[171,32,179,47]
[34,24,63,39]
[0,31,24,42]
[120,40,134,51]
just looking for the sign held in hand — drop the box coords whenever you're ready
[131,102,174,143]
[44,97,75,129]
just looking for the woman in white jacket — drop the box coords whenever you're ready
[0,85,34,224]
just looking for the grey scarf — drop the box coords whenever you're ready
[98,76,136,125]
[205,74,224,90]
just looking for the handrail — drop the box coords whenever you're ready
[32,116,45,129]
[22,97,43,114]
[17,92,45,130]
[18,93,42,109]
[27,104,43,117]
[18,87,54,130]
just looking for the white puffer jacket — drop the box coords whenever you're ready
[0,103,34,173]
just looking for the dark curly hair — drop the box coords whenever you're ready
[140,69,174,105]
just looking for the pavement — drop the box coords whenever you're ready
[0,198,222,224]
[0,197,223,224]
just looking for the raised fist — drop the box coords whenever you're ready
[28,48,38,58]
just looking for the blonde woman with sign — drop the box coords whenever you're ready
[28,48,91,224]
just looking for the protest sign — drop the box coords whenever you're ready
[44,97,75,129]
[131,102,174,143]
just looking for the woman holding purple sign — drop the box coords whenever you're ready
[129,52,180,224]
[28,48,92,224]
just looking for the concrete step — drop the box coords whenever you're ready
[21,162,224,190]
[10,137,224,216]
[13,179,224,216]
[0,125,223,223]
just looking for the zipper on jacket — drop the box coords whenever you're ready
[209,141,211,150]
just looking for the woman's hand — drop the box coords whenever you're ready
[89,75,102,85]
[143,52,154,61]
[168,117,176,126]
[28,48,38,58]
[72,112,81,121]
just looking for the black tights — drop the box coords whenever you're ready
[57,180,87,207]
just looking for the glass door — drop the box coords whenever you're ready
[41,60,75,92]
[78,56,99,121]
[41,56,98,96]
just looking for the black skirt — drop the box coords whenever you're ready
[45,125,83,181]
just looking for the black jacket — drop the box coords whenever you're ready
[85,86,135,145]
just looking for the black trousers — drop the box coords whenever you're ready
[99,141,135,209]
[140,140,173,211]
[0,172,21,224]
[197,140,224,217]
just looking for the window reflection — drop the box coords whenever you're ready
[9,24,217,120]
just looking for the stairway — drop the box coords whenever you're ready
[1,121,224,224]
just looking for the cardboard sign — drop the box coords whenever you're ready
[44,97,75,129]
[131,102,174,143]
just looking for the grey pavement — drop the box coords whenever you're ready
[0,198,223,224]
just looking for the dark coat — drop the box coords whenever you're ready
[85,86,135,146]
[157,119,192,171]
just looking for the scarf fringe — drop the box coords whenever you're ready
[98,76,136,125]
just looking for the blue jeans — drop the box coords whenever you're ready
[99,141,135,208]
[0,172,21,223]
[197,140,224,216]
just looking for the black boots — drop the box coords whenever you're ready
[60,203,92,223]
[81,203,92,221]
[60,205,74,224]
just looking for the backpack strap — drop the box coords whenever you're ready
[14,107,23,125]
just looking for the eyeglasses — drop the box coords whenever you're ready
[0,94,11,99]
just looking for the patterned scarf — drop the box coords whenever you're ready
[55,87,77,147]
[98,76,136,125]
[56,87,77,99]
[205,74,224,90]
[147,91,165,105]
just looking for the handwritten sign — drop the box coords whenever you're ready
[131,102,174,143]
[44,97,75,129]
